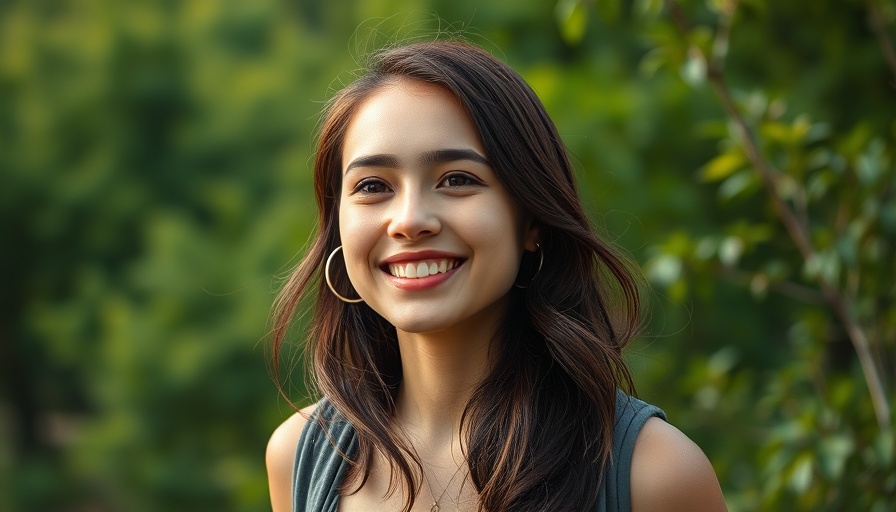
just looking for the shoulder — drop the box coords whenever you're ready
[630,417,728,512]
[266,403,318,512]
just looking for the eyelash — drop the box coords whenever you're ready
[350,172,483,195]
[440,172,483,188]
[352,178,391,195]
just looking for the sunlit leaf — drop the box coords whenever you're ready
[750,273,769,299]
[806,168,835,201]
[789,454,813,493]
[699,151,746,182]
[680,50,706,85]
[707,346,739,377]
[875,429,895,466]
[819,435,854,479]
[741,90,769,121]
[555,0,589,45]
[856,138,886,186]
[718,169,758,200]
[646,253,683,285]
[805,120,831,143]
[803,250,841,284]
[719,236,743,266]
[760,121,796,145]
[694,236,718,261]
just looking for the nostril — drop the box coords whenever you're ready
[387,217,441,240]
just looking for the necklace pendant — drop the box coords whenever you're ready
[431,504,439,512]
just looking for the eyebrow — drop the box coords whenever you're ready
[419,148,490,167]
[344,148,490,174]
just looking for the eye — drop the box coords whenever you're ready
[440,172,482,188]
[351,178,392,195]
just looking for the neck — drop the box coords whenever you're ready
[393,319,501,445]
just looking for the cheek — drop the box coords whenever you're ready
[464,199,526,266]
[338,205,377,280]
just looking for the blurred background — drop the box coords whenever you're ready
[1,0,894,511]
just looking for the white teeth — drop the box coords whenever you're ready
[387,259,460,279]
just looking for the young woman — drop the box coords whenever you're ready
[266,40,727,512]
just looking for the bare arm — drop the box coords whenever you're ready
[266,405,315,512]
[630,417,728,512]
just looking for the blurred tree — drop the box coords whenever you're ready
[0,1,327,509]
[557,0,895,509]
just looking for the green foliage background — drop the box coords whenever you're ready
[1,1,893,510]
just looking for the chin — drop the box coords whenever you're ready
[389,316,458,336]
[375,306,469,336]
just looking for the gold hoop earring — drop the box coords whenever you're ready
[325,246,364,303]
[515,242,543,289]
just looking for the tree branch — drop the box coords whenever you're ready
[867,0,896,86]
[666,0,892,430]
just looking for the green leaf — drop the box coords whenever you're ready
[718,169,758,201]
[639,47,669,77]
[555,0,589,45]
[875,429,894,465]
[719,236,743,266]
[707,346,739,378]
[819,435,855,479]
[839,122,873,158]
[634,0,664,18]
[643,22,689,67]
[856,138,886,186]
[680,51,706,85]
[803,250,841,284]
[646,254,683,286]
[689,26,715,57]
[694,236,719,261]
[594,0,621,23]
[750,273,769,299]
[707,0,728,13]
[806,168,835,201]
[742,91,770,120]
[762,260,792,281]
[774,174,799,201]
[699,151,746,182]
[789,453,814,494]
[760,121,797,145]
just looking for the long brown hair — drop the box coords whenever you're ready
[271,40,642,512]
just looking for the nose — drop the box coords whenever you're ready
[386,190,441,241]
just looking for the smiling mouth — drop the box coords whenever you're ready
[386,259,462,279]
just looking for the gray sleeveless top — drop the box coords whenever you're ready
[292,390,665,512]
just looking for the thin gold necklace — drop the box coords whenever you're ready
[422,463,466,512]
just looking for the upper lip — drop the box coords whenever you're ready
[379,250,466,266]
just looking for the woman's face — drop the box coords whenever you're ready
[338,78,539,336]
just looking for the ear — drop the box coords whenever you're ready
[523,219,541,252]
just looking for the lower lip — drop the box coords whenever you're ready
[383,264,461,291]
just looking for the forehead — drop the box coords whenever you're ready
[341,79,486,165]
